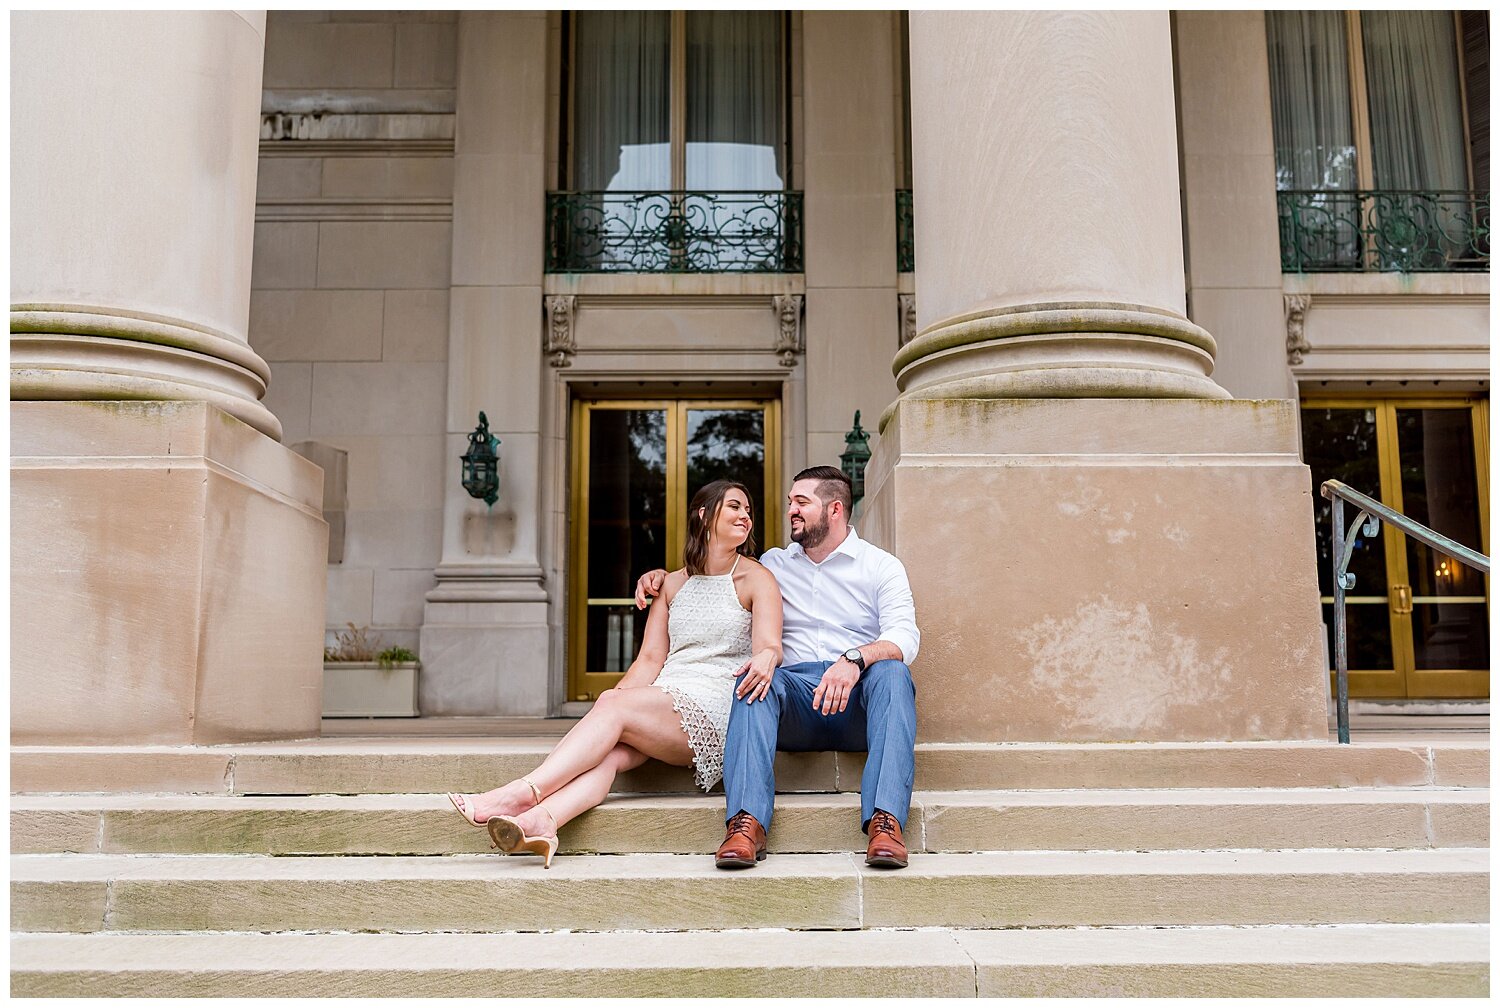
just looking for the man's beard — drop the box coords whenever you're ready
[790,507,830,549]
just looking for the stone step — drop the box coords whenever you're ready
[10,924,1489,997]
[11,788,1487,856]
[10,736,1487,795]
[13,849,1488,934]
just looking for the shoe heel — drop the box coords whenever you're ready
[533,836,559,869]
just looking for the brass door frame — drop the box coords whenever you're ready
[1303,394,1489,698]
[568,396,782,701]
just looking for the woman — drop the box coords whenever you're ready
[447,479,782,866]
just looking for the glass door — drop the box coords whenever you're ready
[1301,396,1489,698]
[568,397,780,701]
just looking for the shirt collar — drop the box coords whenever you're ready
[787,526,864,564]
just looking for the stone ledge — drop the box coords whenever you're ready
[12,849,1488,934]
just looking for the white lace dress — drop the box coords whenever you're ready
[653,556,754,791]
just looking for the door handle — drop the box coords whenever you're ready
[1392,584,1413,615]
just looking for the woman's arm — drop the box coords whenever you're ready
[735,566,783,703]
[616,571,679,688]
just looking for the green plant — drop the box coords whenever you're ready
[377,646,419,670]
[324,624,420,666]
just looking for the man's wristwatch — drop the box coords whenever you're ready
[841,647,866,671]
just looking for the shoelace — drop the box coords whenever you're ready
[870,812,900,838]
[726,812,758,838]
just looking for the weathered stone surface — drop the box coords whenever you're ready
[11,811,100,854]
[919,788,1480,852]
[17,739,1478,796]
[861,849,1490,928]
[12,925,1486,998]
[70,854,862,934]
[1431,744,1490,787]
[913,741,1435,790]
[958,924,1491,997]
[12,749,234,795]
[9,929,977,997]
[1429,799,1490,848]
[10,880,107,932]
[11,787,1484,856]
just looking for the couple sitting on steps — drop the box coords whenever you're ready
[448,465,920,870]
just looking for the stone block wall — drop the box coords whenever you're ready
[251,10,458,655]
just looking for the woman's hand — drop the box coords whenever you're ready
[735,648,779,704]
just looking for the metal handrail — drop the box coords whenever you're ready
[1320,479,1490,744]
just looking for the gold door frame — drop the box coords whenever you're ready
[568,396,782,701]
[1302,393,1489,698]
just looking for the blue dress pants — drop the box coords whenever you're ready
[722,659,917,833]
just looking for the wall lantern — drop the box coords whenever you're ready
[840,410,872,505]
[461,411,501,507]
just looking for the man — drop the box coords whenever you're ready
[635,465,919,869]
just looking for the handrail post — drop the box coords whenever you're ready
[1330,496,1350,744]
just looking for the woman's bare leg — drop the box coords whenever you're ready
[509,742,650,837]
[465,685,694,823]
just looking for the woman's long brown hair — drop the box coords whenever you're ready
[683,479,757,576]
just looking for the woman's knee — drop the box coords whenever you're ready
[606,742,642,772]
[732,667,788,710]
[587,687,627,724]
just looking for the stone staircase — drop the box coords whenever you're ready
[11,734,1490,996]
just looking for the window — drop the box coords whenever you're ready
[549,12,798,273]
[1268,12,1488,271]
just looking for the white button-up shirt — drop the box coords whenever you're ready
[760,527,920,666]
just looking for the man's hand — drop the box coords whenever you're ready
[633,569,668,609]
[734,649,777,703]
[812,658,860,715]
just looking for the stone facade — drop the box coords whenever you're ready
[10,10,1489,738]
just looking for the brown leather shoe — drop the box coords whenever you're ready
[865,810,908,868]
[715,811,767,869]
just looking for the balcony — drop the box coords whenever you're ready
[545,191,802,274]
[1278,190,1489,273]
[896,188,914,273]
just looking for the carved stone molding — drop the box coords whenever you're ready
[772,294,804,367]
[1284,294,1312,365]
[544,295,577,368]
[898,293,917,347]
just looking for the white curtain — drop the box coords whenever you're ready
[573,12,670,191]
[1361,11,1468,191]
[1266,11,1357,190]
[685,12,784,190]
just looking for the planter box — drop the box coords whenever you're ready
[322,662,420,718]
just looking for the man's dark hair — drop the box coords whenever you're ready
[793,465,853,515]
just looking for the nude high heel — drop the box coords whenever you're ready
[487,805,559,868]
[446,778,543,828]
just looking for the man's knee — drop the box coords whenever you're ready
[862,660,914,697]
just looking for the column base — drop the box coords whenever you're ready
[11,401,327,744]
[418,598,552,716]
[862,397,1328,743]
[884,302,1231,431]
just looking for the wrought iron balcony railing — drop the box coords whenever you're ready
[896,188,914,273]
[545,191,803,273]
[1278,190,1489,273]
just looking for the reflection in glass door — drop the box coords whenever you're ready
[1301,396,1489,698]
[569,398,780,701]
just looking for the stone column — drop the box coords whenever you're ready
[886,11,1228,420]
[862,12,1328,743]
[418,11,552,716]
[12,11,280,438]
[10,12,328,744]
